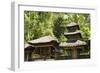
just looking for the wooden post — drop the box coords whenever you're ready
[40,47,42,59]
[49,47,51,59]
[26,51,29,61]
[72,48,77,59]
[54,48,57,59]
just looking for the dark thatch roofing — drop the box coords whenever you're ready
[66,22,79,27]
[59,40,86,48]
[28,35,59,44]
[64,31,81,36]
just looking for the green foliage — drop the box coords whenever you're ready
[24,11,90,42]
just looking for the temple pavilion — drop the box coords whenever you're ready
[24,35,59,61]
[60,22,87,59]
[24,22,89,61]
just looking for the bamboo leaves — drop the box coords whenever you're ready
[24,11,90,42]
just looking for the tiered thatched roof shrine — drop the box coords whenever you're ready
[60,22,86,59]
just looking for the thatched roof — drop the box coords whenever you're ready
[24,43,34,50]
[28,35,59,44]
[64,31,81,36]
[59,40,86,47]
[24,43,31,48]
[66,22,79,27]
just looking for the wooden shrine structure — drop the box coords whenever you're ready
[24,22,88,61]
[24,36,59,61]
[60,22,86,59]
